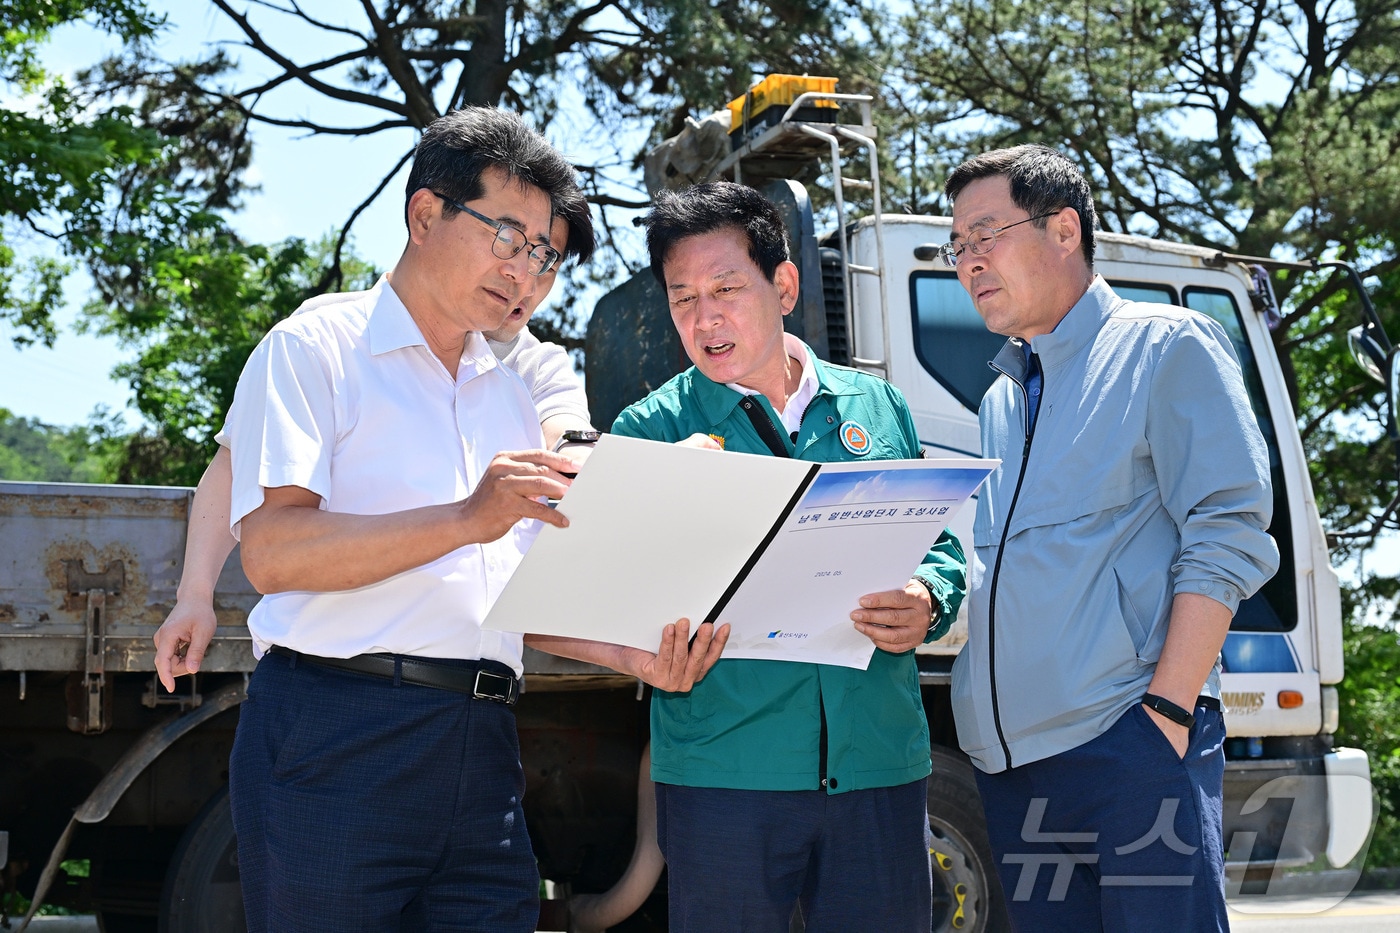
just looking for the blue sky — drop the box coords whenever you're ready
[0,3,515,426]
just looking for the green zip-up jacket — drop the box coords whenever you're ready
[612,346,966,793]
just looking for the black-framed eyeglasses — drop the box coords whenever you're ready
[430,191,561,276]
[940,211,1063,269]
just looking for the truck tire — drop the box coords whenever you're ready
[157,785,245,933]
[928,744,1010,932]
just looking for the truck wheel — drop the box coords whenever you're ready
[158,784,245,933]
[928,745,1010,933]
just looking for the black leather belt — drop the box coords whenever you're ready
[1197,695,1222,712]
[267,646,520,706]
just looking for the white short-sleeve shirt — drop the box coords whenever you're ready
[224,278,544,673]
[488,328,589,425]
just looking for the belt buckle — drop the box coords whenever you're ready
[473,669,518,706]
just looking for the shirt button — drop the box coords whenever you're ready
[826,416,834,424]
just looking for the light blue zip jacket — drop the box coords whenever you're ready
[952,277,1279,774]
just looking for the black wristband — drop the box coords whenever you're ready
[1141,693,1195,728]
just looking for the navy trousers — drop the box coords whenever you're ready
[975,702,1230,933]
[655,779,932,933]
[229,650,538,933]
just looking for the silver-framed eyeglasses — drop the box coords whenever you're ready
[430,190,561,276]
[940,211,1062,268]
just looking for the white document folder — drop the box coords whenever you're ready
[482,434,995,669]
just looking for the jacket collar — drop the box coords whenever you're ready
[689,341,861,428]
[991,275,1119,382]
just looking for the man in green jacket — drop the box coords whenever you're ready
[612,182,965,932]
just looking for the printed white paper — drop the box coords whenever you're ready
[482,434,994,669]
[718,460,994,666]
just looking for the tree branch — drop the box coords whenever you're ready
[357,0,439,126]
[248,0,369,41]
[209,0,410,117]
[320,144,416,293]
[231,47,372,99]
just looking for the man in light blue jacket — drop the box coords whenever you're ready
[942,145,1279,932]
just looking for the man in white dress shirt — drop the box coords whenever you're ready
[223,107,723,933]
[152,194,595,688]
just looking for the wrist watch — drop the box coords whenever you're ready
[911,577,940,627]
[1141,692,1195,728]
[553,429,601,451]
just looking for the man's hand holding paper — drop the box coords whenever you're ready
[527,617,730,692]
[486,434,993,670]
[851,581,936,654]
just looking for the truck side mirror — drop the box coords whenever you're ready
[1347,323,1400,442]
[1389,347,1400,442]
[1347,324,1387,383]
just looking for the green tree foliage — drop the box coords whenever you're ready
[90,0,877,353]
[1283,261,1400,544]
[3,0,265,464]
[0,0,165,345]
[5,13,263,352]
[3,230,378,488]
[3,3,379,482]
[95,232,378,486]
[1336,576,1400,867]
[886,0,1400,550]
[0,407,119,481]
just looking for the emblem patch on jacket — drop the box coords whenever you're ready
[839,420,871,455]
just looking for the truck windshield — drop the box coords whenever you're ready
[910,273,1297,633]
[909,273,1006,411]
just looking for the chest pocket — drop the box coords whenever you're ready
[976,442,1155,546]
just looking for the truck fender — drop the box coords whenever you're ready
[17,680,247,930]
[1324,747,1373,868]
